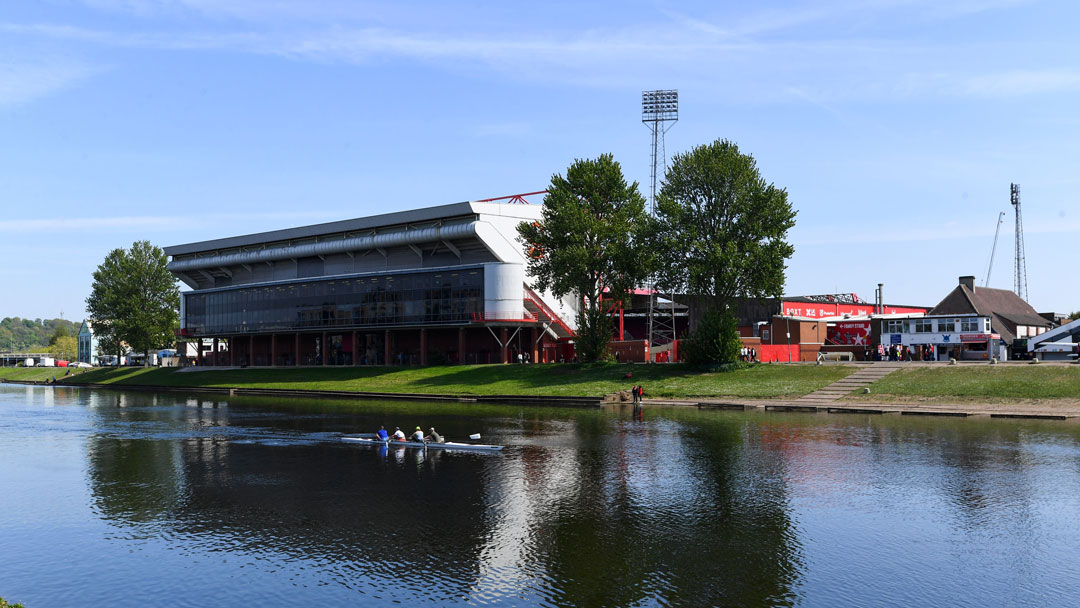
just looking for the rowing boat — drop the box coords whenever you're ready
[342,436,504,452]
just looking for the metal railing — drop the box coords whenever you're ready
[470,311,539,323]
[523,287,575,336]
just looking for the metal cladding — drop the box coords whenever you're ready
[168,221,483,273]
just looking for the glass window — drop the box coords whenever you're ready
[914,319,933,333]
[938,319,955,333]
[960,318,980,332]
[182,267,486,336]
[885,320,903,333]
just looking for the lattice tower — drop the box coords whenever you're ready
[1011,183,1028,302]
[642,90,679,349]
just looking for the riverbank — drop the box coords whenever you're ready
[0,363,854,399]
[3,363,1077,418]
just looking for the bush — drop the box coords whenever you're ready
[574,306,616,363]
[1,598,26,608]
[683,309,742,368]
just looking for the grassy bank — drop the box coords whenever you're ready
[0,363,854,399]
[859,365,1080,402]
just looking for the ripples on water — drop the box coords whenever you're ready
[1,385,1079,607]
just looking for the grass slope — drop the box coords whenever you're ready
[866,365,1080,401]
[1,363,855,399]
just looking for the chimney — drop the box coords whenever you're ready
[959,276,976,291]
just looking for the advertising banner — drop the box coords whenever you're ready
[783,301,926,318]
[827,321,871,345]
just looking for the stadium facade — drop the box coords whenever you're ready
[165,201,577,366]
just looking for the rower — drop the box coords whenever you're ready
[391,426,406,441]
[410,426,425,442]
[424,427,444,444]
[376,425,389,441]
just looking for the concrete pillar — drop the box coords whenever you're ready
[213,338,220,366]
[248,335,254,366]
[321,331,328,366]
[419,328,428,366]
[353,331,360,366]
[531,327,539,363]
[500,327,509,364]
[294,333,301,366]
[458,328,466,365]
[271,334,277,367]
[384,329,392,365]
[198,338,205,366]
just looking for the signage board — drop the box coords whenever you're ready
[890,334,902,344]
[960,334,990,343]
[827,321,871,345]
[783,301,927,318]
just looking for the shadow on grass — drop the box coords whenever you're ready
[405,363,700,393]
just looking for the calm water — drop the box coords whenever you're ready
[2,385,1079,607]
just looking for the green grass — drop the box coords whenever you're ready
[863,365,1080,401]
[1,363,856,399]
[0,367,88,382]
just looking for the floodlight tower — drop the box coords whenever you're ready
[641,90,678,211]
[642,90,679,353]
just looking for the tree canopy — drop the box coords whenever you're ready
[0,318,80,352]
[48,335,78,361]
[86,241,179,365]
[518,154,650,362]
[651,138,796,313]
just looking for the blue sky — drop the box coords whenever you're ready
[1,0,1078,320]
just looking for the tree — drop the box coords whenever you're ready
[518,154,651,363]
[86,241,180,367]
[49,335,77,361]
[651,139,796,364]
[1069,311,1080,321]
[652,138,796,311]
[49,324,71,346]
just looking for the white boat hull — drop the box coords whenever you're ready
[342,436,504,452]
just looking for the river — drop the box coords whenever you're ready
[1,385,1078,607]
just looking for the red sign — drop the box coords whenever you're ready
[960,334,991,343]
[783,302,926,318]
[827,321,871,345]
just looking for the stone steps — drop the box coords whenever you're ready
[791,364,903,404]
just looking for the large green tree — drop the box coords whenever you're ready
[652,138,796,312]
[86,241,180,366]
[518,154,651,362]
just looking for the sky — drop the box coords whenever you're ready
[1,0,1078,321]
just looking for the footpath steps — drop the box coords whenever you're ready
[790,363,903,405]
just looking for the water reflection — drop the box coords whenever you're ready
[4,386,1080,607]
[78,393,802,606]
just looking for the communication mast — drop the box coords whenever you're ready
[1011,183,1028,302]
[642,91,679,353]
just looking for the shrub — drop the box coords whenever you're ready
[683,309,742,368]
[574,306,615,363]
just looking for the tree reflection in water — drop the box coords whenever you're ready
[85,392,801,605]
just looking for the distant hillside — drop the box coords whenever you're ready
[0,317,82,352]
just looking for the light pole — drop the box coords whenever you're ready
[786,316,792,363]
